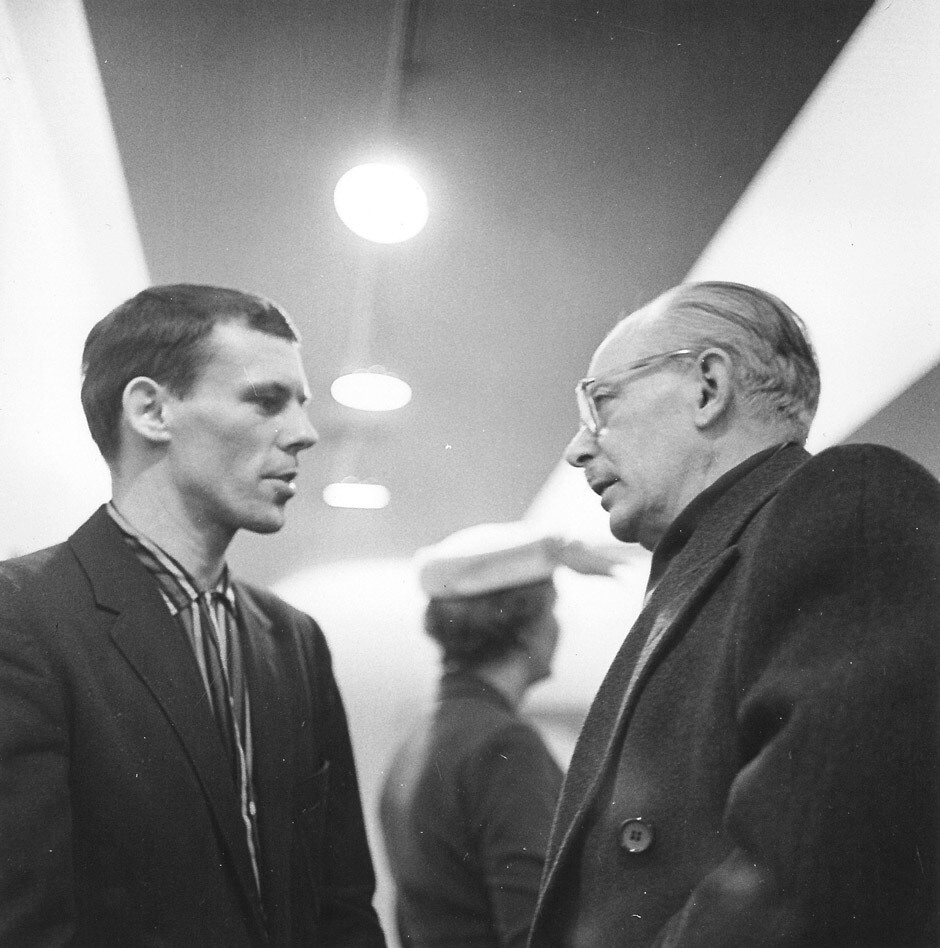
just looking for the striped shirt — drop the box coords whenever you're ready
[106,502,262,896]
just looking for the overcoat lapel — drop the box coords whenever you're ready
[542,546,738,883]
[611,547,739,750]
[68,508,267,937]
[539,444,810,905]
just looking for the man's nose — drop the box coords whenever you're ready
[283,405,319,454]
[564,425,597,468]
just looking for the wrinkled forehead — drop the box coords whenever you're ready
[588,291,680,377]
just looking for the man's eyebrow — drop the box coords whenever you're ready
[240,380,307,402]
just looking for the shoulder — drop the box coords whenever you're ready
[490,714,553,750]
[1,539,74,577]
[0,540,79,605]
[740,443,940,599]
[465,712,559,774]
[437,694,521,752]
[235,580,322,632]
[795,443,938,493]
[0,542,81,676]
[768,443,940,532]
[459,715,563,807]
[233,580,334,668]
[441,690,524,742]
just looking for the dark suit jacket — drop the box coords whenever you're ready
[380,672,563,948]
[0,506,386,947]
[529,444,940,948]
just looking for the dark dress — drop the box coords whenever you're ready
[380,671,563,947]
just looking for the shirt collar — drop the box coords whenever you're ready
[106,502,234,614]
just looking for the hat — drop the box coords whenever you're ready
[415,521,621,598]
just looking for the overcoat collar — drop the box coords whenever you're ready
[68,506,271,942]
[537,443,810,909]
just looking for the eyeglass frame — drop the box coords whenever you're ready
[575,347,701,435]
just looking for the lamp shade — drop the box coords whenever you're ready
[323,479,391,509]
[331,368,412,411]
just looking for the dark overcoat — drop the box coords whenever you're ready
[0,506,386,947]
[380,672,563,948]
[529,443,940,948]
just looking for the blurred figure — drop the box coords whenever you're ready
[0,285,386,947]
[528,281,940,948]
[380,523,619,948]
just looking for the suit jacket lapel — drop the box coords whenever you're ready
[540,444,810,905]
[236,587,298,924]
[68,508,267,936]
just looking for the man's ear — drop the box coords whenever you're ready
[693,348,734,429]
[122,377,172,446]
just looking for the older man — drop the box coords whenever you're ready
[528,281,939,947]
[0,285,386,947]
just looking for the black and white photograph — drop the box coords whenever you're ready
[1,1,937,945]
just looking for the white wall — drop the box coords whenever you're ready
[528,0,940,539]
[0,0,148,557]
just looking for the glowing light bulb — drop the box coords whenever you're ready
[331,368,412,411]
[333,163,428,243]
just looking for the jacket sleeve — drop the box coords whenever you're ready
[307,621,388,948]
[653,446,940,947]
[0,568,76,947]
[465,721,565,948]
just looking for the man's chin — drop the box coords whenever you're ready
[242,508,288,534]
[609,514,658,552]
[607,511,637,545]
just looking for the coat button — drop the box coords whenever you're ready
[618,818,654,853]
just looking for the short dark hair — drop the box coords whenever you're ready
[424,579,555,669]
[81,284,300,462]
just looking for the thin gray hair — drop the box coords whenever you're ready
[641,281,820,443]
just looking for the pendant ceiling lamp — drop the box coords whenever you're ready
[334,0,426,245]
[323,477,391,510]
[331,365,412,411]
[322,435,391,511]
[327,0,424,506]
[334,162,428,245]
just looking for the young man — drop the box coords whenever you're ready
[0,285,387,947]
[529,281,940,947]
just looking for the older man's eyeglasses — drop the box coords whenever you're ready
[575,348,699,435]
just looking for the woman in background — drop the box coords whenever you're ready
[379,522,618,948]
